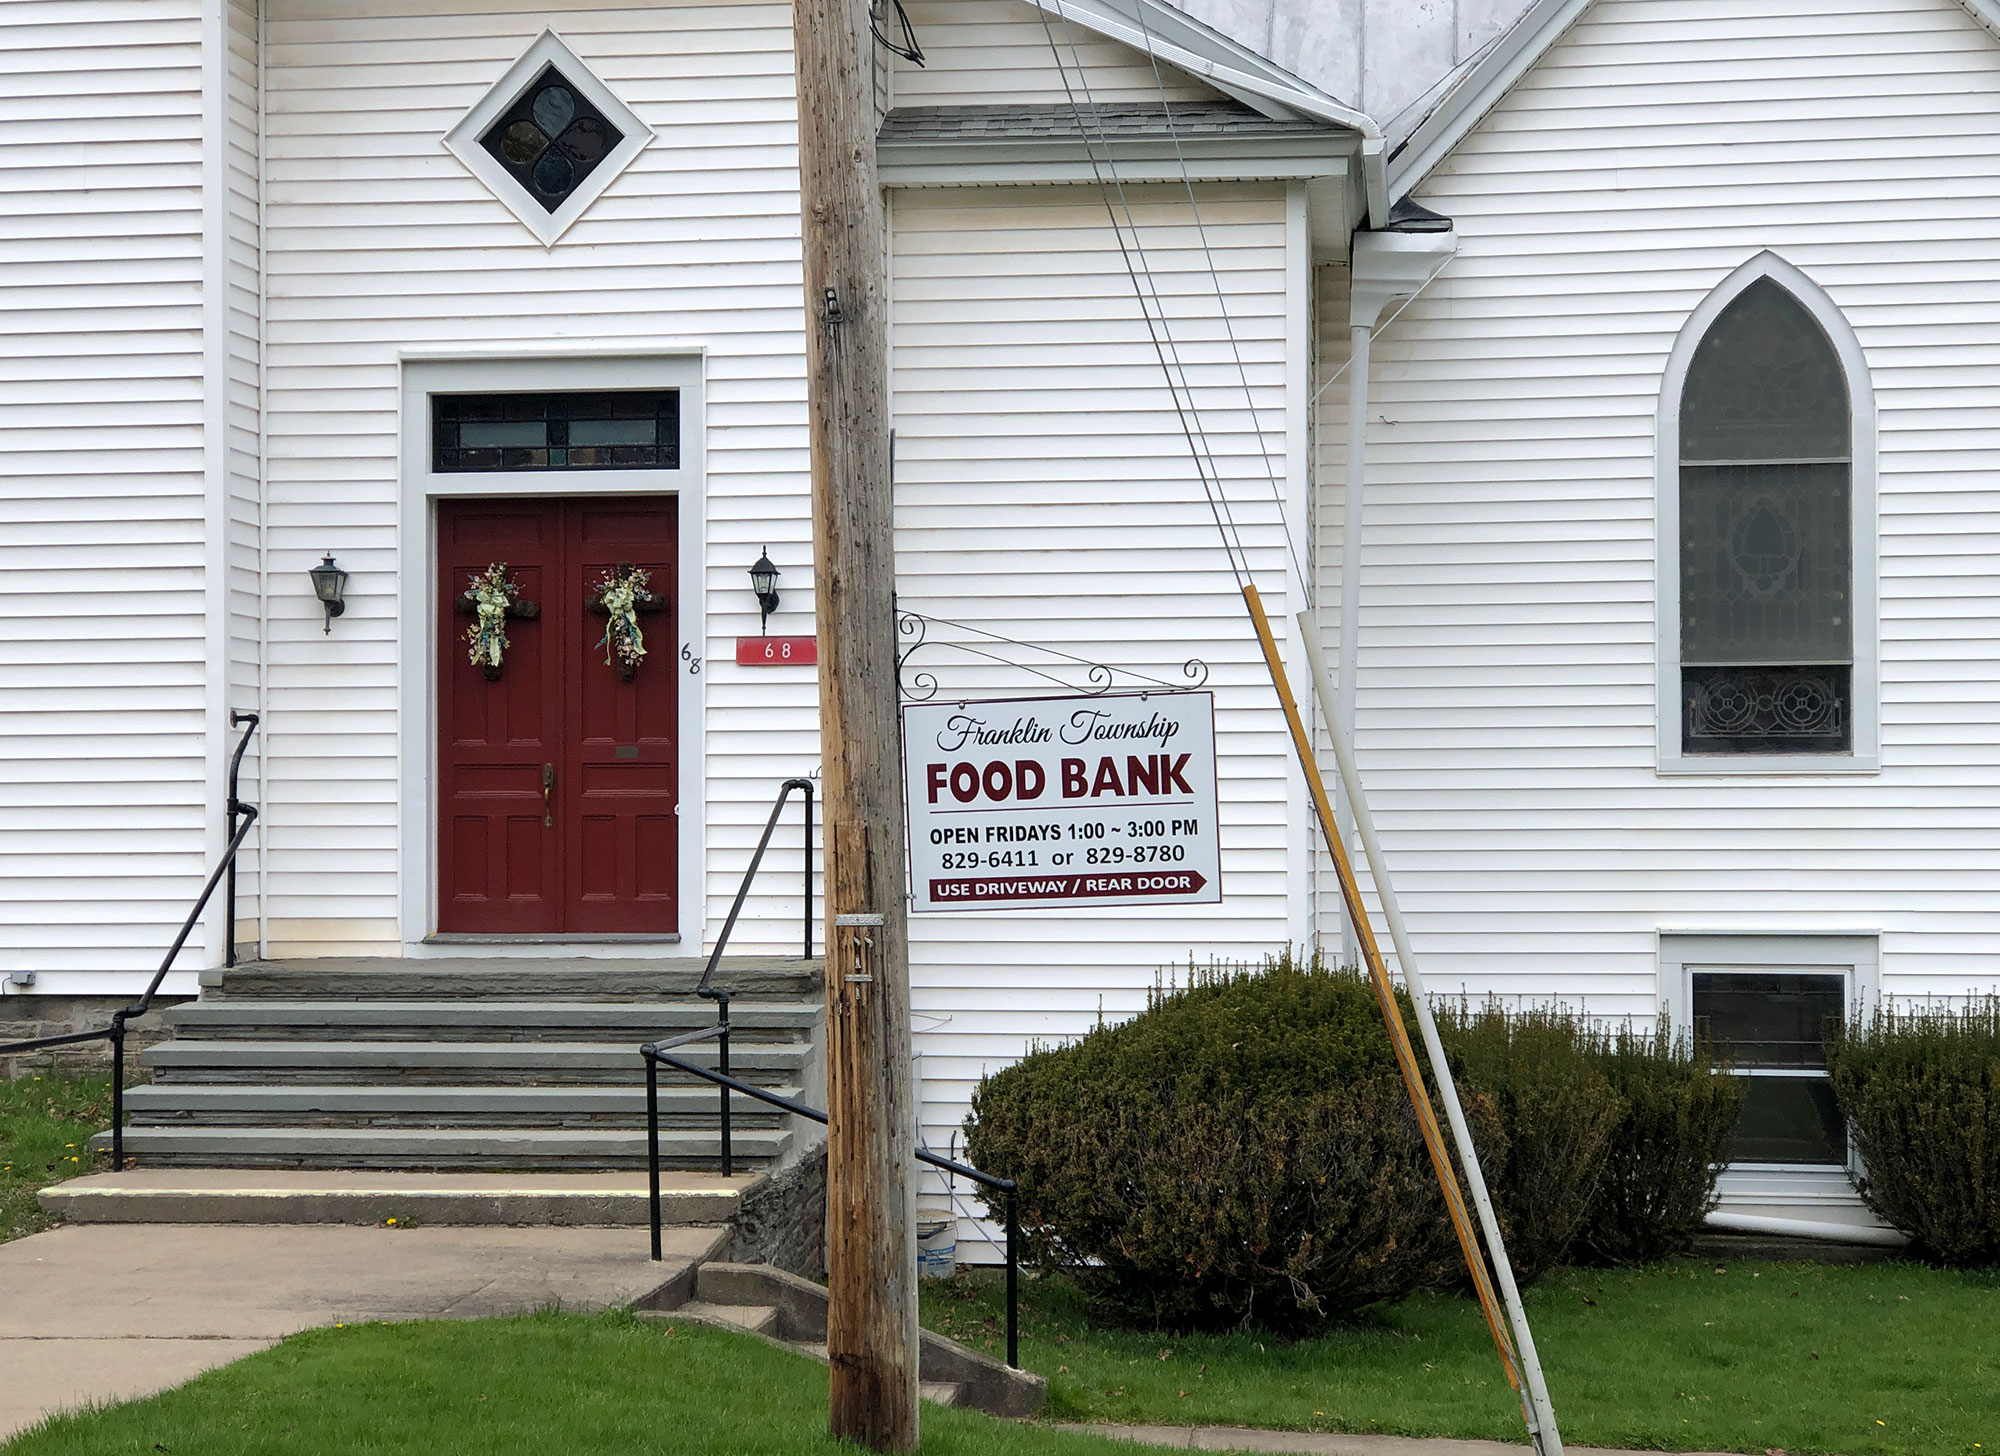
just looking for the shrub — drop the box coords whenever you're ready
[1574,1020,1744,1265]
[1434,1003,1621,1282]
[1826,1000,2000,1266]
[964,956,1476,1332]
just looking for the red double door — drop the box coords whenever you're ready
[437,498,678,935]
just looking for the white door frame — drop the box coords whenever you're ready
[396,350,706,955]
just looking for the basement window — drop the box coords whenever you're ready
[1692,970,1846,1165]
[432,390,680,472]
[1660,934,1876,1172]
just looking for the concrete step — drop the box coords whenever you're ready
[122,1082,798,1129]
[663,1262,1045,1419]
[204,956,823,1001]
[90,1124,790,1170]
[679,1300,781,1336]
[38,1168,759,1226]
[160,1000,820,1043]
[922,1383,967,1408]
[142,1039,813,1086]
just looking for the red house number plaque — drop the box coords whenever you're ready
[736,635,818,666]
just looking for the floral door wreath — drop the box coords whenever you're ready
[592,561,665,681]
[459,563,538,681]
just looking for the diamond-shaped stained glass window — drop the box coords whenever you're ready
[477,65,625,215]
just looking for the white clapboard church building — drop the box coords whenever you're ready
[6,0,2000,1241]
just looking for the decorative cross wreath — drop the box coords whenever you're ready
[458,563,539,681]
[591,561,665,681]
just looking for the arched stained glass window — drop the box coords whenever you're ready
[1679,278,1853,754]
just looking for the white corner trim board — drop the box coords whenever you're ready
[441,29,655,248]
[1655,250,1880,776]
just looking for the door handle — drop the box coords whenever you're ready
[542,763,555,828]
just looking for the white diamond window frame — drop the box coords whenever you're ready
[444,31,654,247]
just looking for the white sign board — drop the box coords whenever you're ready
[902,691,1222,914]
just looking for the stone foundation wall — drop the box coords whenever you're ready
[0,995,189,1079]
[729,1140,827,1278]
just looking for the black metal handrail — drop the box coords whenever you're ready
[697,776,815,999]
[640,1038,1022,1370]
[0,712,260,1170]
[680,778,816,1181]
[223,710,259,968]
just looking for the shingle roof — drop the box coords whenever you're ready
[877,102,1338,144]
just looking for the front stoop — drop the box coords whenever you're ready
[39,1169,758,1228]
[90,955,827,1173]
[644,1261,1047,1420]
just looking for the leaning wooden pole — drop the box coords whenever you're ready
[1242,583,1553,1453]
[1298,609,1564,1456]
[792,0,920,1448]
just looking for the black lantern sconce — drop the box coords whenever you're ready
[308,553,348,634]
[748,548,780,633]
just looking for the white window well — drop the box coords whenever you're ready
[444,31,653,247]
[1657,253,1878,773]
[1659,933,1878,1171]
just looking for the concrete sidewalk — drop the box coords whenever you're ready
[0,1221,718,1441]
[1070,1426,1742,1456]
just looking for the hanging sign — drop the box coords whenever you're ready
[902,691,1222,913]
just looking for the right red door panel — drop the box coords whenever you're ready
[565,499,679,933]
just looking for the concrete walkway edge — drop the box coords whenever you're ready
[1062,1424,1748,1456]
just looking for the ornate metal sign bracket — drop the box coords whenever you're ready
[895,608,1209,704]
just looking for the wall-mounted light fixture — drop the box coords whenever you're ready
[748,548,780,633]
[308,554,348,634]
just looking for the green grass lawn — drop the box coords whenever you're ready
[0,1071,111,1244]
[0,1312,1167,1456]
[921,1261,2000,1456]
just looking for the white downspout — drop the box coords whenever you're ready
[1704,1212,1906,1247]
[1337,321,1370,968]
[1335,225,1455,964]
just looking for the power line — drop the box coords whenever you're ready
[1125,0,1309,604]
[1034,0,1251,590]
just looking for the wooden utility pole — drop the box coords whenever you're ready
[791,0,920,1449]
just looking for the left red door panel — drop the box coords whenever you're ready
[437,501,563,933]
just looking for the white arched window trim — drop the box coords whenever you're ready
[1656,251,1880,774]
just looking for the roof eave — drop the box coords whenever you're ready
[877,128,1360,188]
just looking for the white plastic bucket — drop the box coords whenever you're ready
[915,1204,957,1279]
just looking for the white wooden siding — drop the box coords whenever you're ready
[893,0,1219,107]
[259,0,819,956]
[0,0,211,987]
[890,182,1303,1164]
[1327,0,2000,1019]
